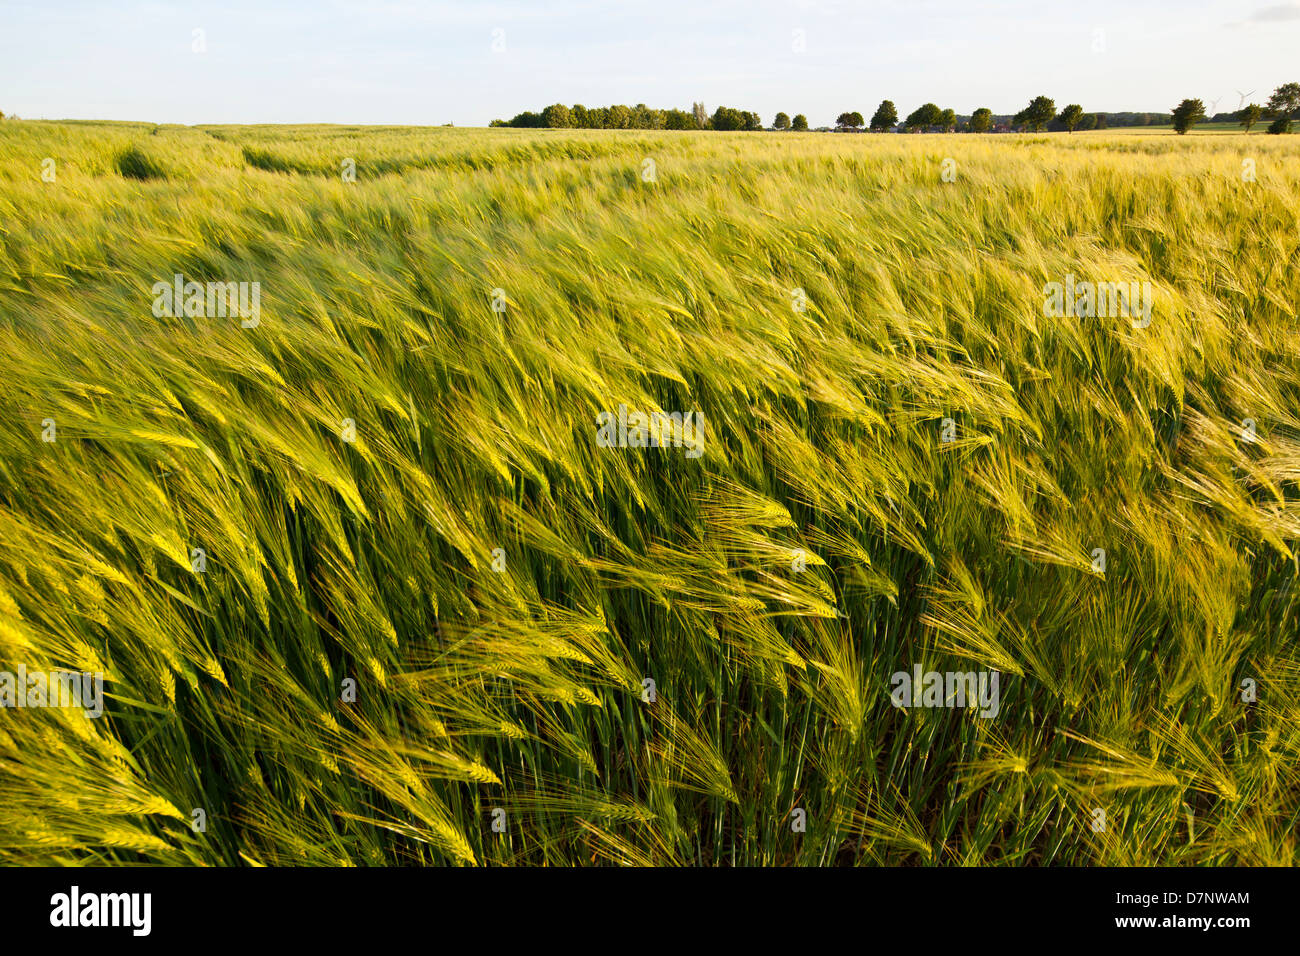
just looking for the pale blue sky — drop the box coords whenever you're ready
[1,0,1295,126]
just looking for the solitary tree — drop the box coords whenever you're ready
[1265,82,1299,133]
[1171,98,1206,134]
[1238,103,1263,133]
[1013,96,1056,132]
[791,113,809,131]
[870,100,898,131]
[1266,82,1300,119]
[1057,103,1084,132]
[904,103,942,131]
[774,111,790,130]
[836,111,863,131]
[969,107,992,132]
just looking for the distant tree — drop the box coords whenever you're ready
[664,108,696,130]
[1077,112,1097,131]
[938,108,956,131]
[489,119,508,127]
[541,103,573,128]
[1171,98,1206,134]
[629,104,665,129]
[969,107,992,132]
[791,113,809,131]
[870,100,898,131]
[505,110,545,128]
[743,111,763,130]
[1093,112,1107,130]
[1266,82,1300,121]
[1238,103,1263,133]
[607,104,632,129]
[692,102,710,129]
[774,112,790,130]
[1013,96,1056,132]
[1057,103,1084,132]
[1262,83,1298,133]
[904,102,942,131]
[712,106,745,131]
[835,111,863,131]
[570,104,591,128]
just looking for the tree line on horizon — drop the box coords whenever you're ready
[4,86,1294,133]
[490,84,1299,134]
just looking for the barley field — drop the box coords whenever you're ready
[0,120,1297,866]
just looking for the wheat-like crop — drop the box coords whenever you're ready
[0,121,1296,865]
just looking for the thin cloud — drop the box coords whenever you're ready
[1233,3,1300,25]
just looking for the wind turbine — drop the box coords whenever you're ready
[1236,90,1255,110]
